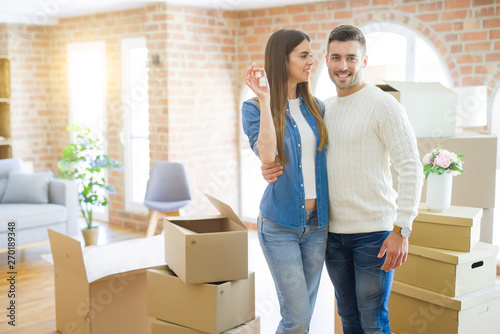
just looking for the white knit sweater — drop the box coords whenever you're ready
[324,84,423,234]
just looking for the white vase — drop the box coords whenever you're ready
[426,171,453,212]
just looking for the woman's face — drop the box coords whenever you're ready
[287,39,314,87]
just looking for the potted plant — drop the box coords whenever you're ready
[57,124,123,246]
[422,146,464,213]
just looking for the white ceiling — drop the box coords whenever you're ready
[0,0,322,25]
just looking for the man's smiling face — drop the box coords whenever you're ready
[325,39,367,97]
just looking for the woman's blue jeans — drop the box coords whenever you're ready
[325,231,394,334]
[257,209,328,334]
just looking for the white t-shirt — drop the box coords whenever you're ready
[288,98,317,200]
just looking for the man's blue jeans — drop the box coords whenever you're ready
[257,209,328,334]
[325,231,394,334]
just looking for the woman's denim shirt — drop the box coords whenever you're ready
[241,96,329,229]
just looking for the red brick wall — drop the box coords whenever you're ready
[51,3,238,230]
[1,24,57,171]
[237,1,500,112]
[161,4,238,216]
[1,0,499,231]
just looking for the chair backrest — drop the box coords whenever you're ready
[144,162,191,202]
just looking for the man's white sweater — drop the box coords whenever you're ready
[324,84,423,234]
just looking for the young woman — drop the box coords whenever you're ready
[241,29,329,334]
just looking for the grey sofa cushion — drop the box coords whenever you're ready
[0,203,68,232]
[2,171,54,204]
[0,158,22,201]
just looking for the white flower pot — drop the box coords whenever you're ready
[426,171,453,212]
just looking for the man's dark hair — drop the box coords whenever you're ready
[327,25,366,55]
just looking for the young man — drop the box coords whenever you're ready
[262,25,423,333]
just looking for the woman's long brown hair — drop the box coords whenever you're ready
[263,29,328,165]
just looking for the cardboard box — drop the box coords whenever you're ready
[46,229,166,334]
[481,208,495,244]
[0,58,10,99]
[452,86,487,128]
[389,280,500,334]
[417,133,497,210]
[377,81,457,138]
[391,133,497,243]
[151,317,260,334]
[164,194,248,284]
[394,242,498,297]
[411,204,482,252]
[147,266,255,334]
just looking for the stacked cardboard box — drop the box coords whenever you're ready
[377,81,458,138]
[46,230,166,334]
[147,194,259,334]
[389,204,500,334]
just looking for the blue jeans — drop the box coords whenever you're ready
[258,209,328,334]
[325,231,394,334]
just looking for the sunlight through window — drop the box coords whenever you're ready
[121,37,150,214]
[67,41,107,219]
[239,88,267,222]
[314,23,452,101]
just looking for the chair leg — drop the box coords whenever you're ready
[146,210,160,237]
[146,210,181,237]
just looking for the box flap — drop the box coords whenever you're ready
[46,231,166,283]
[376,84,397,92]
[384,80,456,95]
[392,280,500,311]
[415,203,483,227]
[408,242,499,264]
[164,221,198,235]
[48,229,87,282]
[206,193,246,229]
[83,234,165,282]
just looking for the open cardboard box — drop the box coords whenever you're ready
[151,317,260,334]
[395,242,498,297]
[46,229,166,334]
[147,266,255,334]
[377,81,457,138]
[411,204,482,252]
[164,194,248,284]
[390,280,500,334]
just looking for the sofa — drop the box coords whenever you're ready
[0,158,79,249]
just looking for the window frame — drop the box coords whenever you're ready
[359,22,452,87]
[121,36,150,215]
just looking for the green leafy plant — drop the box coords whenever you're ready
[57,124,123,230]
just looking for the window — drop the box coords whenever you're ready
[362,23,452,87]
[490,90,500,259]
[239,87,267,222]
[491,90,500,169]
[362,30,407,84]
[121,37,150,214]
[314,23,452,101]
[67,41,107,220]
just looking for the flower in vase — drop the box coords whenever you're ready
[422,146,464,179]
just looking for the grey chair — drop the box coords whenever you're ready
[144,162,191,237]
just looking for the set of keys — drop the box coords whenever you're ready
[256,71,266,87]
